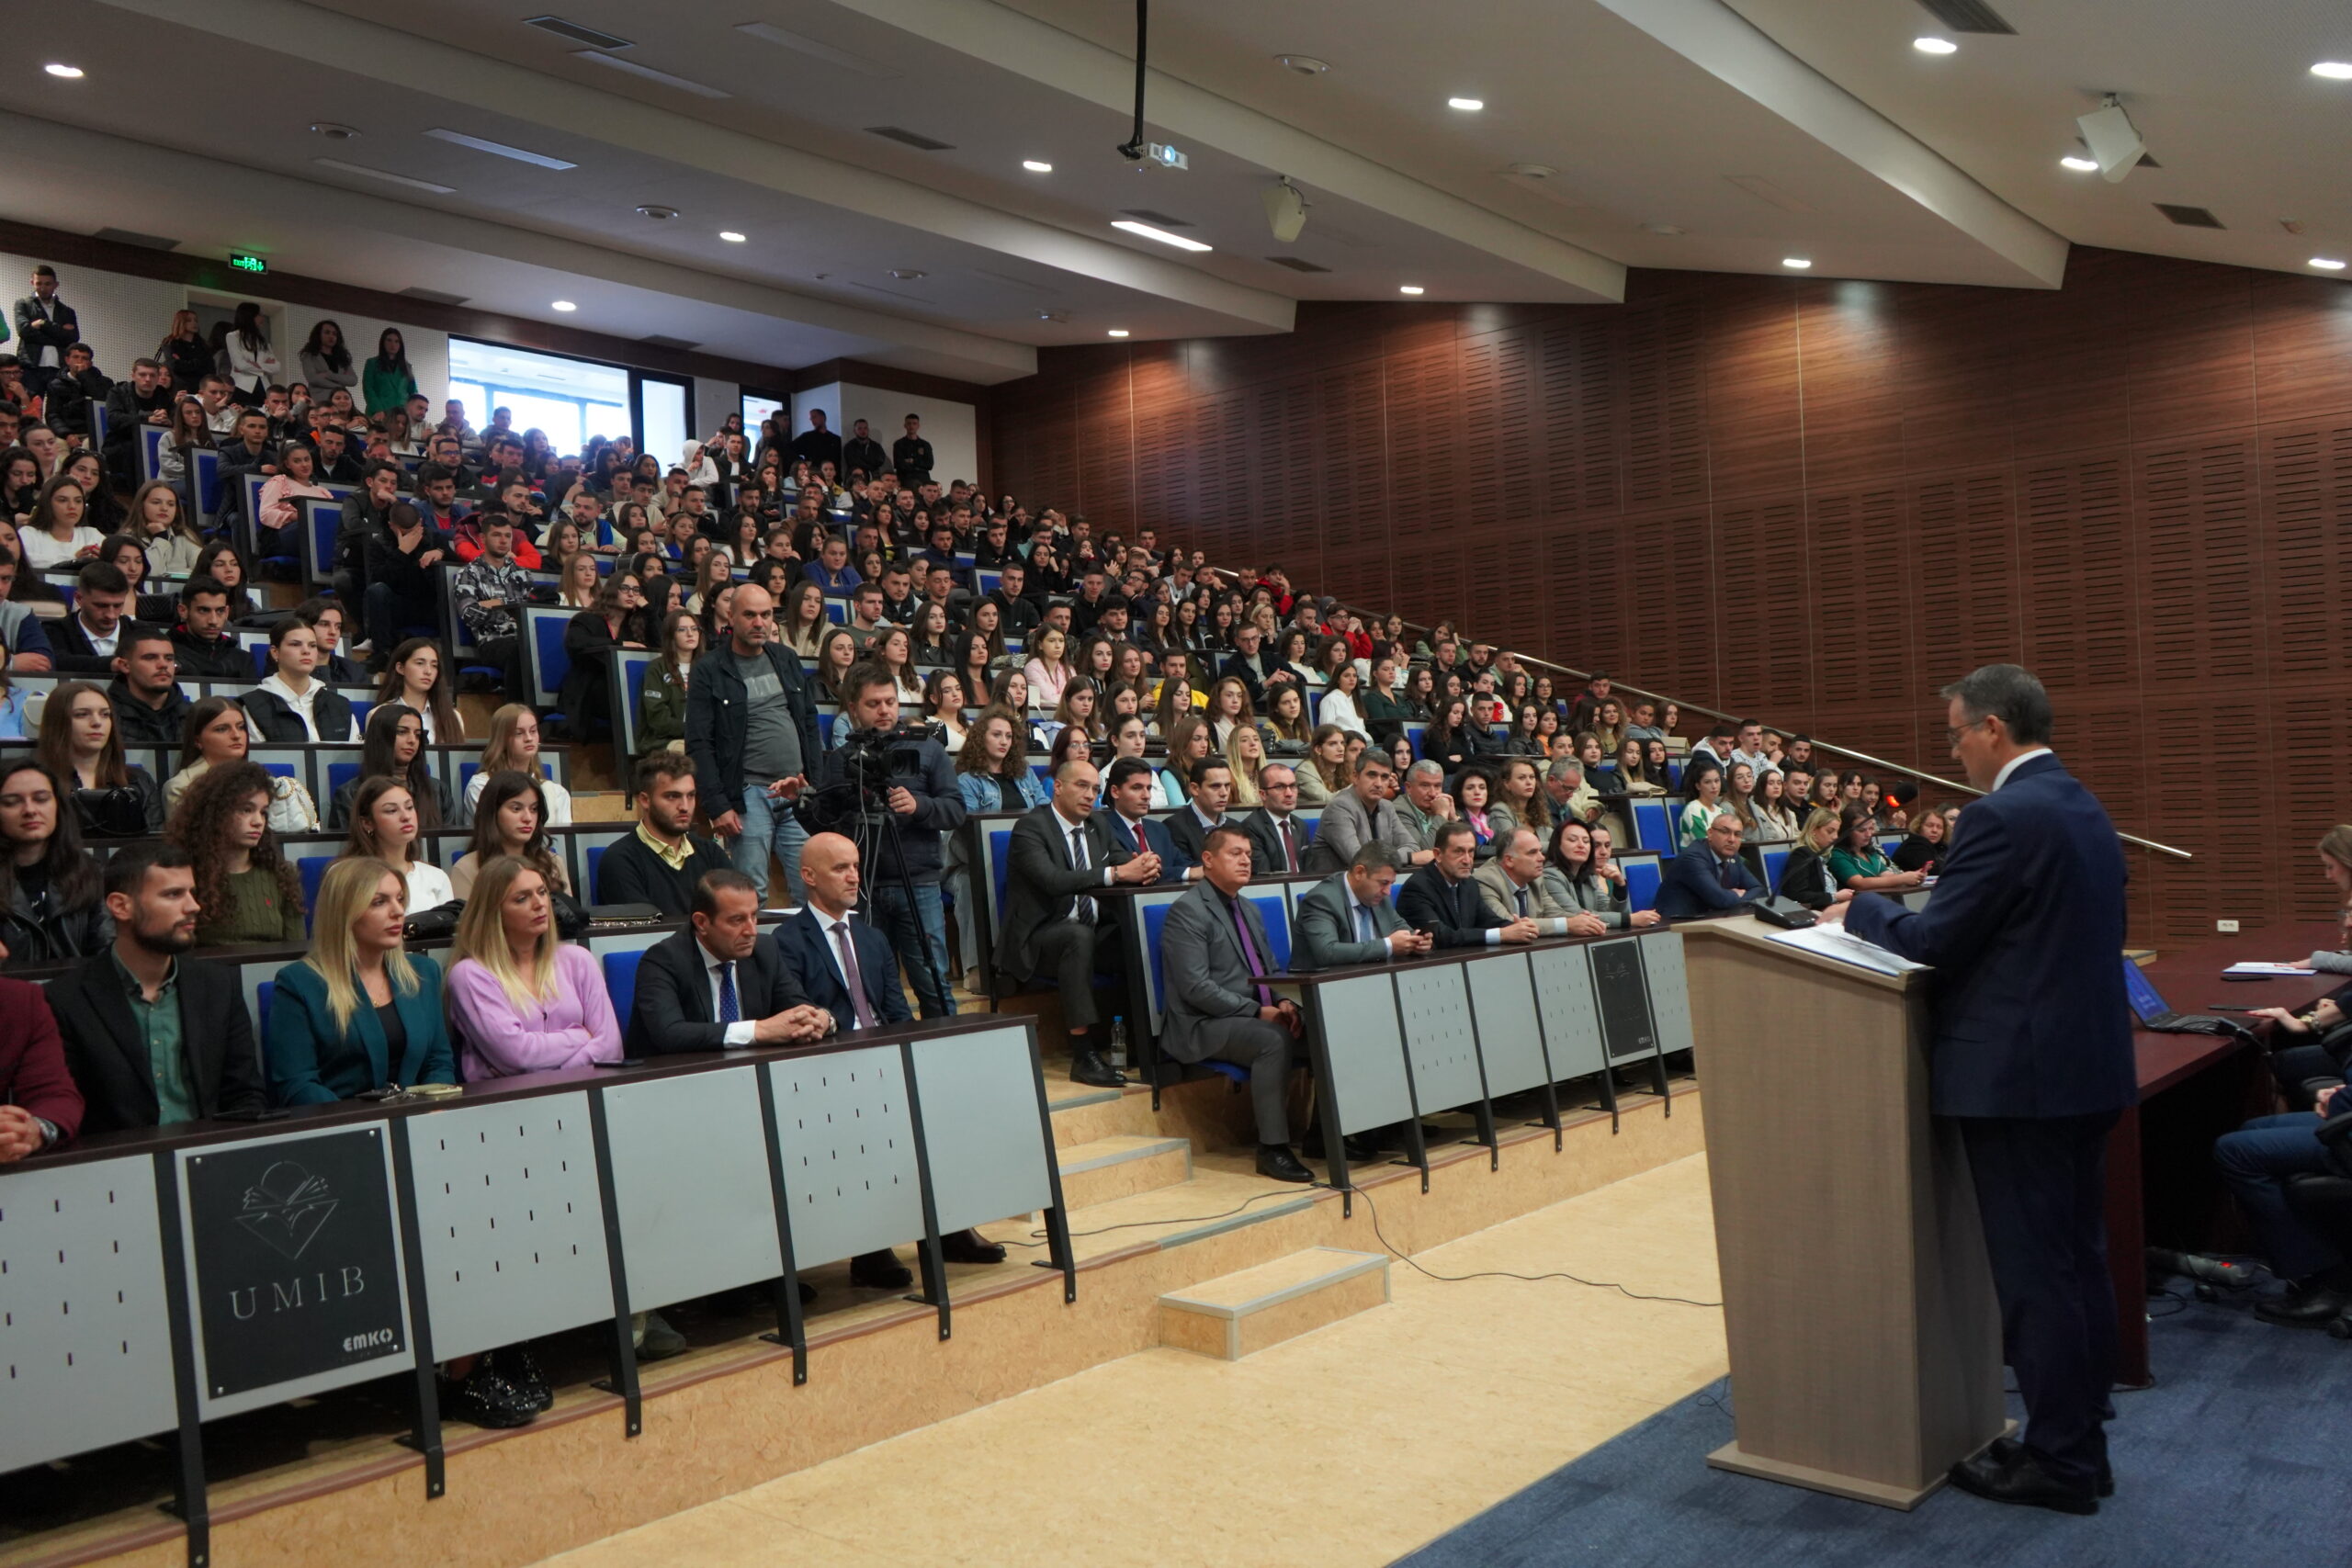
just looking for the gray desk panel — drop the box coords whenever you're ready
[1529,945,1606,1080]
[600,1067,785,1309]
[767,1048,927,1269]
[1395,964,1485,1116]
[1463,953,1549,1098]
[0,1156,181,1471]
[1641,930,1696,1057]
[405,1092,615,1361]
[1316,972,1414,1137]
[907,1026,1055,1235]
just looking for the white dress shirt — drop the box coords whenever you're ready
[703,941,760,1047]
[1347,886,1394,960]
[1991,747,2053,792]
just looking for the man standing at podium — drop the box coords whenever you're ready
[1836,664,2134,1515]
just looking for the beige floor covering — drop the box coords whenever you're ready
[535,1151,1727,1568]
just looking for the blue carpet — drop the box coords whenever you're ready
[1395,1286,2342,1567]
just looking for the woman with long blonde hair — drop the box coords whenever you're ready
[446,854,618,1081]
[266,856,454,1104]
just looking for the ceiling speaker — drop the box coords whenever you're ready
[2075,96,2144,184]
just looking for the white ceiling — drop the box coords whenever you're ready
[0,0,2340,382]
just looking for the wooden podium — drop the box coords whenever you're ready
[1682,916,2007,1509]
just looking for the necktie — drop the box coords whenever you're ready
[1279,817,1298,873]
[1230,899,1275,1008]
[831,920,878,1029]
[1355,902,1375,944]
[1069,826,1096,924]
[1718,855,1737,890]
[717,961,740,1024]
[1515,886,1530,918]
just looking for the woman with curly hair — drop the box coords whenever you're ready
[170,761,305,946]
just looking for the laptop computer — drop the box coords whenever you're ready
[2121,957,2248,1037]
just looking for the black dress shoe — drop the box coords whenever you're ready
[1988,1437,2111,1497]
[1341,1133,1384,1164]
[849,1248,915,1290]
[1068,1049,1128,1088]
[489,1346,553,1413]
[1948,1449,2097,1515]
[2256,1280,2350,1327]
[940,1228,1007,1265]
[440,1362,537,1428]
[1255,1144,1314,1183]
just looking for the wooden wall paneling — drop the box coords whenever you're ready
[1191,390,1252,561]
[1383,340,1465,626]
[2261,418,2352,682]
[2007,276,2132,462]
[2018,451,2138,693]
[1712,494,1811,717]
[2132,434,2263,685]
[1895,282,2019,477]
[1806,486,1910,725]
[1536,312,1622,517]
[2145,694,2274,943]
[1074,371,1136,532]
[2251,273,2352,426]
[1701,284,1804,501]
[1910,466,2021,680]
[1249,375,1323,586]
[1316,362,1392,614]
[1795,280,1905,491]
[1566,511,1634,678]
[1133,396,1193,535]
[2121,260,2256,446]
[1460,329,1536,534]
[2271,682,2352,921]
[1623,505,1717,701]
[1617,300,1708,510]
[1477,523,1552,660]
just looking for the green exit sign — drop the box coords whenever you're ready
[228,252,267,276]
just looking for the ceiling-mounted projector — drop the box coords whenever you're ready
[2075,95,2144,184]
[1263,175,1309,243]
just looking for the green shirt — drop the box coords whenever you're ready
[1827,845,1891,886]
[115,951,195,1125]
[193,864,305,947]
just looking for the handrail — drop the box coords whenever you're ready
[1211,570,2192,863]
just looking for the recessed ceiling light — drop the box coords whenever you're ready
[1108,329,1131,337]
[1276,55,1329,75]
[551,299,578,312]
[1023,159,1052,173]
[309,121,360,140]
[1112,219,1213,253]
[571,50,730,97]
[718,230,746,243]
[2059,154,2100,172]
[888,268,927,280]
[1912,37,1957,54]
[1398,285,1425,295]
[636,204,678,220]
[1446,96,1484,111]
[424,127,576,170]
[2312,257,2348,271]
[42,62,84,79]
[1781,256,1813,269]
[2311,62,2352,80]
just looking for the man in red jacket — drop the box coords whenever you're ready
[0,976,83,1159]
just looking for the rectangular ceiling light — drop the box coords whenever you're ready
[735,21,898,78]
[572,50,730,97]
[866,125,956,152]
[1113,219,1213,253]
[525,14,634,49]
[315,156,458,194]
[1262,255,1331,272]
[424,127,576,170]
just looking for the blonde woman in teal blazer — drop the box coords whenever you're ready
[266,856,456,1105]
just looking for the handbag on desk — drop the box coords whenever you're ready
[71,786,147,840]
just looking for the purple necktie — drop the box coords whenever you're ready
[1279,817,1298,872]
[831,920,878,1029]
[1230,898,1275,1008]
[1718,855,1737,890]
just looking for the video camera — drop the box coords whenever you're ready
[797,723,939,830]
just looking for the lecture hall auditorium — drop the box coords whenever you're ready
[3,3,2351,1565]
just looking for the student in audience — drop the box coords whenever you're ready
[1258,682,1313,759]
[164,698,314,829]
[266,853,454,1106]
[1203,677,1255,751]
[244,616,361,743]
[1478,828,1602,936]
[1224,726,1271,810]
[633,609,699,758]
[447,852,616,1079]
[1776,808,1849,910]
[597,754,734,916]
[1544,819,1660,930]
[1398,819,1538,948]
[376,637,464,744]
[1678,760,1731,852]
[104,626,187,748]
[220,302,282,400]
[361,328,417,415]
[1750,769,1801,845]
[164,574,250,681]
[1000,757,1159,1083]
[1159,824,1312,1180]
[955,705,1049,813]
[451,772,571,900]
[339,775,456,911]
[254,439,331,557]
[168,762,305,946]
[553,548,601,611]
[361,501,448,674]
[1655,812,1768,921]
[1156,714,1210,808]
[467,705,572,825]
[1828,806,1924,894]
[152,398,213,489]
[20,472,98,570]
[0,967,81,1156]
[1454,763,1499,857]
[1493,756,1550,844]
[1022,625,1075,708]
[330,704,456,829]
[1165,757,1237,874]
[1892,804,1951,874]
[46,560,130,676]
[1421,695,1479,779]
[44,845,263,1134]
[39,679,164,835]
[290,596,363,684]
[1097,756,1183,882]
[1292,723,1351,807]
[776,578,830,658]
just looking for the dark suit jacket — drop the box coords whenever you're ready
[1845,752,2136,1119]
[775,908,912,1032]
[1101,811,1182,883]
[1654,848,1766,920]
[1240,807,1315,877]
[49,614,136,675]
[1396,865,1506,948]
[46,952,265,1134]
[626,928,808,1056]
[1164,805,1231,873]
[1776,845,1840,910]
[1000,805,1133,982]
[1294,871,1406,969]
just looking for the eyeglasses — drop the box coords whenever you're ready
[1946,716,1991,747]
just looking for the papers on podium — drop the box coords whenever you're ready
[2222,961,2311,978]
[1766,922,1927,977]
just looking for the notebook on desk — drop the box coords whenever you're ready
[2122,957,2248,1038]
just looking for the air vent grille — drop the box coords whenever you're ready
[1911,0,2016,34]
[865,126,955,152]
[2154,204,2223,229]
[1119,209,1192,227]
[399,286,469,306]
[1262,255,1331,273]
[639,334,699,351]
[526,15,633,49]
[94,228,180,251]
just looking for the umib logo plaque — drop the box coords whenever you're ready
[184,1128,407,1399]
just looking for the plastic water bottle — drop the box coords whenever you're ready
[1108,1016,1129,1072]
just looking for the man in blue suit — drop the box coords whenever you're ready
[1098,757,1184,882]
[1652,814,1766,920]
[775,831,1005,1284]
[1839,665,2135,1515]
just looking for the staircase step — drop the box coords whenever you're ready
[1046,1085,1160,1149]
[1056,1134,1193,1210]
[1158,1247,1391,1361]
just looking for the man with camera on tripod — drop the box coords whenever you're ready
[801,663,967,1018]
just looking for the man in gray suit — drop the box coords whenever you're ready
[1306,753,1424,875]
[1159,825,1312,1182]
[1294,842,1431,969]
[1475,829,1606,937]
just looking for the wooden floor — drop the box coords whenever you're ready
[533,1154,1729,1568]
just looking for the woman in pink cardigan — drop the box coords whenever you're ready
[445,853,621,1082]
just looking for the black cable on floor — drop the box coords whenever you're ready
[1341,1180,1724,1308]
[998,1185,1317,1246]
